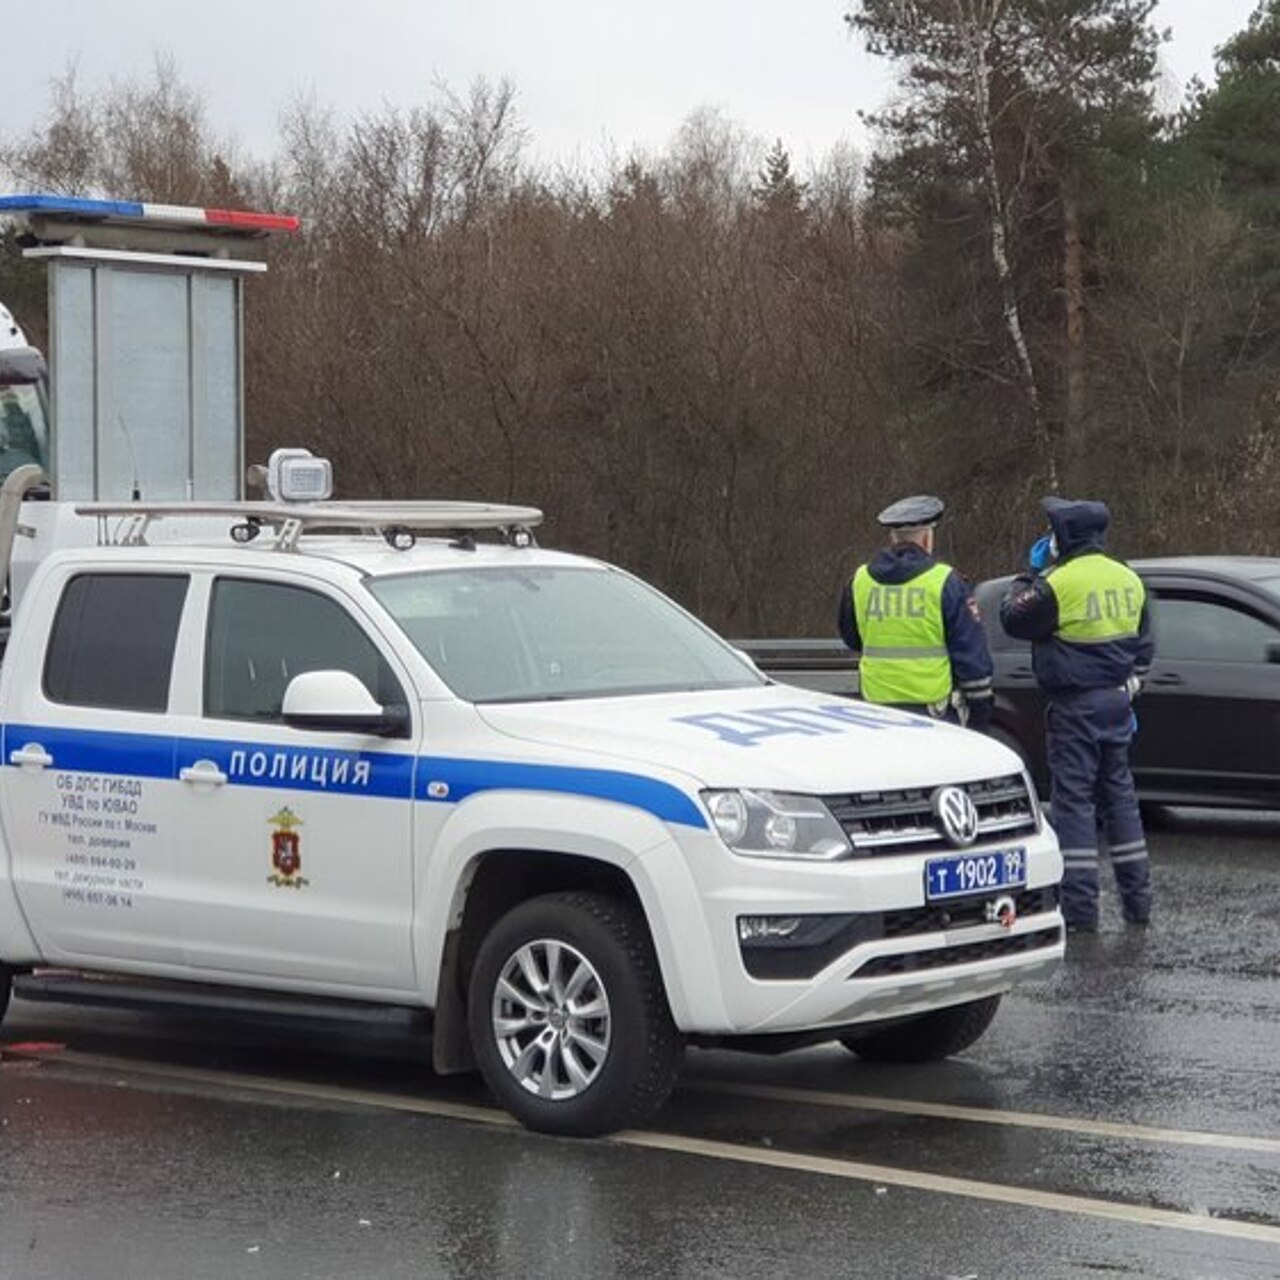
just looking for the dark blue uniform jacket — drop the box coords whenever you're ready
[838,543,993,691]
[999,499,1154,696]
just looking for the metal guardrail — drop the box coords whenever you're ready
[734,638,858,671]
[733,638,860,695]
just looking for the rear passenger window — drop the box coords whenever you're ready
[1153,594,1278,663]
[205,578,404,726]
[44,574,189,711]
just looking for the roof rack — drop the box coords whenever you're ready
[74,499,544,552]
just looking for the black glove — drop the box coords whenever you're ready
[965,696,994,733]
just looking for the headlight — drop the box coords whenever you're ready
[701,789,851,861]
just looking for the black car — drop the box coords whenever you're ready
[975,557,1280,809]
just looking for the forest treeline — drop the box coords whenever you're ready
[4,0,1280,636]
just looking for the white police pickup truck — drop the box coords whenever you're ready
[0,491,1064,1135]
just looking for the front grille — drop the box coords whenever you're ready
[851,926,1063,979]
[824,773,1037,856]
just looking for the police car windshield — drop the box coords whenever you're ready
[368,565,766,703]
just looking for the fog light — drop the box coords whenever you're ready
[738,915,803,943]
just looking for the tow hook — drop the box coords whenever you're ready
[986,895,1017,930]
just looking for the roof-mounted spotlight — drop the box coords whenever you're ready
[230,518,262,544]
[266,448,332,503]
[384,526,417,551]
[507,525,537,549]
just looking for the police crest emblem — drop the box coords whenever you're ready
[268,807,309,888]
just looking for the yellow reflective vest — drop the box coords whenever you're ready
[1045,553,1145,645]
[852,561,953,705]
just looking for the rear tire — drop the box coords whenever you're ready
[467,891,683,1136]
[840,995,1001,1063]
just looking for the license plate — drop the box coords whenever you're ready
[925,848,1027,902]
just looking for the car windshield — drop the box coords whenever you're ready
[0,383,49,484]
[367,565,766,703]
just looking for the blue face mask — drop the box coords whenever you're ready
[1028,533,1056,572]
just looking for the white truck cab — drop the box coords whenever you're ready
[0,492,1064,1135]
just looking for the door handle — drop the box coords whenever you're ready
[8,743,52,769]
[1149,672,1184,687]
[179,760,228,786]
[1010,666,1035,680]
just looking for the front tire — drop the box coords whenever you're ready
[840,995,1001,1063]
[467,891,683,1136]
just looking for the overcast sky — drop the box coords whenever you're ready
[0,0,1264,178]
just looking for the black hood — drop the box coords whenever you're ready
[868,541,936,584]
[1044,497,1109,558]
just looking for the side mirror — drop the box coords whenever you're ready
[282,670,409,737]
[1266,641,1280,666]
[0,347,47,387]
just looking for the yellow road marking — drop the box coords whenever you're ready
[29,1048,1280,1247]
[40,1048,521,1128]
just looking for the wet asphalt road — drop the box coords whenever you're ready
[2,808,1280,1279]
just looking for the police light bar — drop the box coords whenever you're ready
[0,194,299,236]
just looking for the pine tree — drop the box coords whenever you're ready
[753,139,807,214]
[846,1,1162,487]
[1185,1,1280,294]
[1189,0,1280,208]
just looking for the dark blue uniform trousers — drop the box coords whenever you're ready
[1047,687,1152,928]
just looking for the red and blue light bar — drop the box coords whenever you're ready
[0,194,299,235]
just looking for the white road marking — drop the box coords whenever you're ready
[25,1047,1280,1247]
[685,1079,1280,1155]
[618,1129,1280,1245]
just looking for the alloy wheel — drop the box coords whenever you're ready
[491,937,612,1100]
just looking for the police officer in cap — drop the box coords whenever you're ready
[999,497,1154,932]
[838,495,994,729]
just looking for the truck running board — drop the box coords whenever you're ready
[12,969,431,1036]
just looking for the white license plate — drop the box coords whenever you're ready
[925,848,1027,902]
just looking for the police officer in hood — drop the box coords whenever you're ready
[838,495,994,730]
[999,497,1154,933]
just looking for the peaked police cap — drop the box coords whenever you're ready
[876,494,945,530]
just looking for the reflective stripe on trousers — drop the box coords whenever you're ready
[1047,687,1151,926]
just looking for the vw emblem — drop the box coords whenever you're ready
[933,785,979,847]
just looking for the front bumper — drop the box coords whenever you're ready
[635,826,1064,1036]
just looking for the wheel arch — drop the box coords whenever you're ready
[421,790,694,1075]
[430,848,651,1075]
